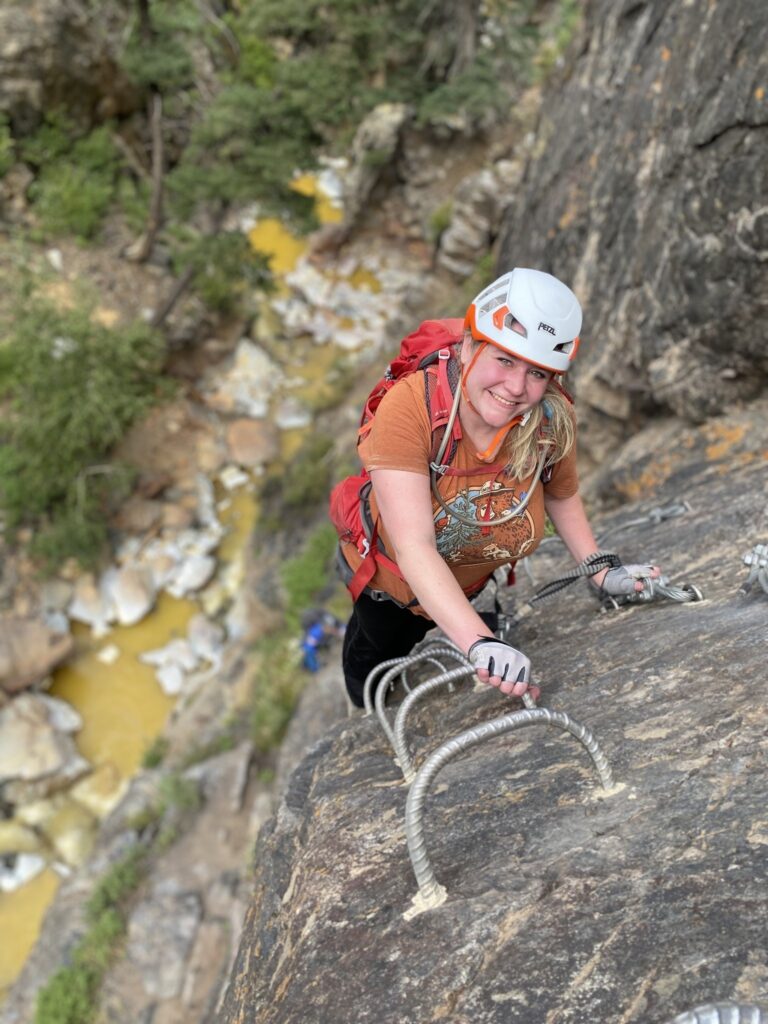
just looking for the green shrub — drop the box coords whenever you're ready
[141,736,170,769]
[533,0,583,83]
[0,298,165,569]
[26,124,119,240]
[86,847,147,921]
[280,523,339,628]
[0,114,14,178]
[34,847,148,1024]
[157,774,202,815]
[170,230,273,312]
[34,963,98,1024]
[260,433,334,530]
[121,2,197,93]
[249,633,303,753]
[428,201,453,244]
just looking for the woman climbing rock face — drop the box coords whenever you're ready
[334,268,661,707]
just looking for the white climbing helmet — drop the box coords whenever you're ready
[465,268,582,373]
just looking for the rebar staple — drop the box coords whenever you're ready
[667,1004,768,1024]
[372,646,472,750]
[404,707,614,913]
[393,665,479,781]
[741,544,768,595]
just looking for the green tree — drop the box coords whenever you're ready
[0,298,165,567]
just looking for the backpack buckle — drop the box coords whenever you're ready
[359,538,371,557]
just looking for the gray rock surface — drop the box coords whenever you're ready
[0,616,73,695]
[497,0,768,466]
[221,404,768,1024]
[0,0,135,132]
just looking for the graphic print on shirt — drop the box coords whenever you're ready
[434,481,536,564]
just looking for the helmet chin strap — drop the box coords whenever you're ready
[460,341,523,462]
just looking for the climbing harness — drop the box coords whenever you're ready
[668,1004,768,1024]
[740,543,768,595]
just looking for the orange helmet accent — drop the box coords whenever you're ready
[492,305,510,330]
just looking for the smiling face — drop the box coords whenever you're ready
[460,334,552,432]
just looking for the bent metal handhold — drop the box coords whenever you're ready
[403,707,614,918]
[668,1004,768,1024]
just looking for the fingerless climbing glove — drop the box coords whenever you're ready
[467,638,531,683]
[600,563,657,596]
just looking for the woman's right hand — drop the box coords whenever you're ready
[468,638,539,700]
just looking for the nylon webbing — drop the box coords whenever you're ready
[529,551,621,604]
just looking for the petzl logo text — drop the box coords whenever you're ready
[538,322,555,335]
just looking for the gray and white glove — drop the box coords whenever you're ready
[468,638,531,686]
[600,563,659,596]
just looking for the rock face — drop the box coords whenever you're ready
[496,0,768,467]
[0,617,73,695]
[0,0,135,133]
[221,401,768,1024]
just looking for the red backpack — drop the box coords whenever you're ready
[329,318,466,600]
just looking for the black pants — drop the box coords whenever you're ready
[342,593,435,707]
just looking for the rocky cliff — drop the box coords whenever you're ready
[220,1,768,1020]
[497,0,768,471]
[221,400,768,1024]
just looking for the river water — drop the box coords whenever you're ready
[0,174,344,998]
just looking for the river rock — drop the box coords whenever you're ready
[0,693,87,789]
[225,418,279,468]
[111,496,164,534]
[206,340,283,418]
[187,614,226,667]
[68,573,114,636]
[273,396,312,431]
[101,565,157,627]
[0,616,73,695]
[140,637,199,696]
[166,555,217,598]
[0,820,44,857]
[0,853,46,894]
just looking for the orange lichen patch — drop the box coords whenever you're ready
[660,46,671,62]
[41,279,76,309]
[92,306,120,328]
[756,87,765,101]
[614,457,675,502]
[702,422,747,461]
[558,203,579,231]
[715,450,759,475]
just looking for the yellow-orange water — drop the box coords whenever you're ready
[51,595,194,775]
[0,172,342,1001]
[248,172,343,277]
[0,870,61,996]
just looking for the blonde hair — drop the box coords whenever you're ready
[501,379,575,479]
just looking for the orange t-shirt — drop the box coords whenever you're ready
[339,372,579,614]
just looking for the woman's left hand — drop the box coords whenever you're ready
[599,563,661,595]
